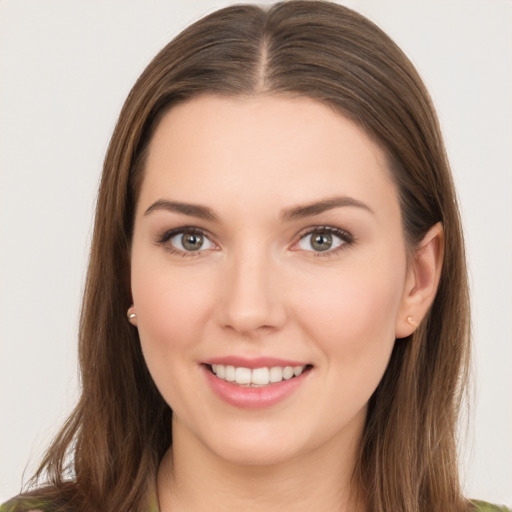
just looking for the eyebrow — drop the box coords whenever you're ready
[280,196,373,221]
[144,199,217,221]
[144,195,373,222]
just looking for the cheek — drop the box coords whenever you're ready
[130,255,221,410]
[294,251,405,366]
[131,254,218,358]
[288,252,406,427]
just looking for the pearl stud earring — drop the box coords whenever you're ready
[407,316,418,327]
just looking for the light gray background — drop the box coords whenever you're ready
[1,0,511,506]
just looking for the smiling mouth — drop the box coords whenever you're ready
[205,363,313,387]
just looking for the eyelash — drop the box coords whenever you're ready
[296,225,354,257]
[155,225,355,258]
[156,226,214,257]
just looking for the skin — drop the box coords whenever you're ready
[129,95,443,511]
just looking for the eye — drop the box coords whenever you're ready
[171,230,214,252]
[158,228,216,254]
[296,227,351,254]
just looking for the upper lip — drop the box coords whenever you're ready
[202,356,310,369]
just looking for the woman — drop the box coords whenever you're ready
[1,1,510,511]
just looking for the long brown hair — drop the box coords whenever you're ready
[13,2,471,511]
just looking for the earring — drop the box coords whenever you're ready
[127,306,136,321]
[407,316,418,327]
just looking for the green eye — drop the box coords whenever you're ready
[298,229,346,253]
[310,232,334,251]
[170,231,214,252]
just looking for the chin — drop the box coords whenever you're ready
[195,418,309,467]
[215,438,302,467]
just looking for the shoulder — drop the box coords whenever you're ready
[0,483,78,512]
[472,500,512,512]
[0,504,41,512]
[0,497,52,512]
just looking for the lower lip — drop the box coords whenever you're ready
[202,365,311,409]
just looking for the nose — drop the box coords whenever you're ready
[216,248,287,336]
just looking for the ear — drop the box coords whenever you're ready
[395,222,444,338]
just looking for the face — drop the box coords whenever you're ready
[130,95,410,466]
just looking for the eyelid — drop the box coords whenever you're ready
[291,225,354,256]
[155,224,354,257]
[156,226,218,256]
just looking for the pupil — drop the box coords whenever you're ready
[312,232,332,251]
[183,233,203,251]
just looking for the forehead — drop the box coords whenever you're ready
[139,94,398,218]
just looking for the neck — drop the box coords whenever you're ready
[157,416,366,512]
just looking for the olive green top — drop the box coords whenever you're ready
[473,501,512,512]
[0,493,159,512]
[0,494,509,511]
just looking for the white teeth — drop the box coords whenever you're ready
[235,367,251,385]
[216,364,226,378]
[225,365,236,382]
[283,366,294,380]
[269,366,283,383]
[210,364,308,386]
[252,367,270,385]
